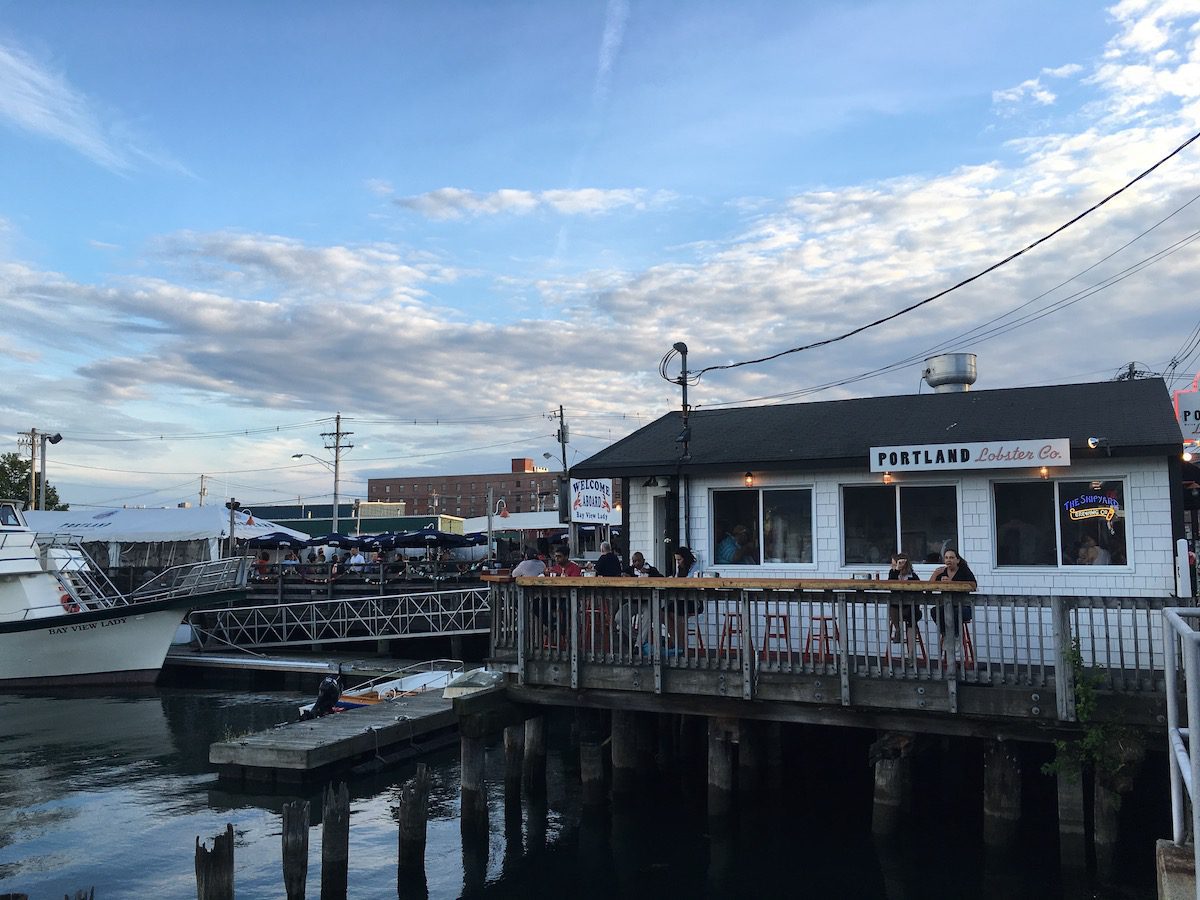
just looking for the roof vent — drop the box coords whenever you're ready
[923,353,977,393]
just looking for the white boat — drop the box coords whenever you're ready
[0,499,249,687]
[299,658,465,717]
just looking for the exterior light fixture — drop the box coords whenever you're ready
[882,472,893,485]
[744,471,754,488]
[1185,449,1195,463]
[1039,466,1049,479]
[1185,444,1196,462]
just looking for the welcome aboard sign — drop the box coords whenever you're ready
[869,438,1071,473]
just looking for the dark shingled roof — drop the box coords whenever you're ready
[572,378,1183,477]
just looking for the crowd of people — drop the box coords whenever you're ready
[508,542,704,579]
[250,545,474,584]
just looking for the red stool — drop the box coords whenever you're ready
[686,616,707,653]
[940,620,976,669]
[760,612,793,661]
[804,615,840,661]
[717,612,744,656]
[580,600,612,654]
[885,624,928,665]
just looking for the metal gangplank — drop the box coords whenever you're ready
[188,585,490,651]
[1164,608,1200,899]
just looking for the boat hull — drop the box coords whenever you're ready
[0,592,234,687]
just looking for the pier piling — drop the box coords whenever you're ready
[321,782,350,900]
[503,723,524,792]
[1056,765,1087,872]
[982,740,1022,846]
[522,715,546,795]
[397,763,432,878]
[707,718,737,818]
[578,708,607,807]
[611,709,639,798]
[460,734,488,829]
[870,732,913,836]
[195,823,235,900]
[281,799,310,900]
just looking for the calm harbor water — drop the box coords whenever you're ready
[0,687,1165,899]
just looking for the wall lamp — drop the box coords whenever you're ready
[1087,436,1111,457]
[882,471,893,485]
[744,471,754,488]
[1184,444,1196,463]
[643,475,660,487]
[1039,466,1049,480]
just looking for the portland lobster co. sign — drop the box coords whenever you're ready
[869,438,1071,473]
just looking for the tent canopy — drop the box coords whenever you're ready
[24,507,310,543]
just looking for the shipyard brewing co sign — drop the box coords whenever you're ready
[870,438,1071,473]
[570,478,613,524]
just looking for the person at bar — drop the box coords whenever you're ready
[930,548,975,637]
[887,551,922,660]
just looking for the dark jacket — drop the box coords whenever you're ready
[595,552,623,577]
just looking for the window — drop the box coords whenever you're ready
[993,479,1127,567]
[384,485,390,494]
[842,485,958,565]
[712,488,813,565]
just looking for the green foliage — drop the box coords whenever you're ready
[1042,638,1143,784]
[0,451,68,510]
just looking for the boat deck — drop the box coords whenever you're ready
[209,690,457,787]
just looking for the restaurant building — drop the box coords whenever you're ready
[570,374,1187,597]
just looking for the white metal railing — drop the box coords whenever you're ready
[189,586,491,649]
[1163,608,1200,897]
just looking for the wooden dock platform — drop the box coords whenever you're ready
[210,690,457,787]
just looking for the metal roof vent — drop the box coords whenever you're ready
[923,353,977,393]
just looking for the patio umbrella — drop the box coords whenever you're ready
[305,532,355,548]
[247,531,305,549]
[393,526,475,549]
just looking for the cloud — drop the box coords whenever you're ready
[393,186,671,220]
[594,0,630,105]
[993,77,1059,109]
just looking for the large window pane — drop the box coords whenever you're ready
[1059,480,1127,566]
[994,482,1057,566]
[899,485,958,564]
[843,486,895,564]
[713,490,761,565]
[763,489,813,563]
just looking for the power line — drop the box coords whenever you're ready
[683,128,1200,383]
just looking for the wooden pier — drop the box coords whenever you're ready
[210,691,457,787]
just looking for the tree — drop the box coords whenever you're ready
[0,451,68,510]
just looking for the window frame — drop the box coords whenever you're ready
[709,485,816,567]
[839,481,962,568]
[990,476,1131,570]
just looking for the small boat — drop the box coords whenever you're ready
[299,658,465,718]
[0,499,249,687]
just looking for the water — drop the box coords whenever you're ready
[0,688,1164,899]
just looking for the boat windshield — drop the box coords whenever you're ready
[0,503,21,528]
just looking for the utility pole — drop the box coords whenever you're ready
[556,406,574,552]
[26,427,36,508]
[37,432,62,510]
[198,474,208,507]
[321,413,353,534]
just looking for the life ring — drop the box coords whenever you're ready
[59,593,81,614]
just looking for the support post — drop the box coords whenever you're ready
[707,718,736,819]
[460,734,488,829]
[523,715,546,795]
[195,823,235,900]
[870,732,913,836]
[321,781,350,900]
[579,708,607,807]
[504,723,525,791]
[982,740,1021,846]
[281,799,310,900]
[1056,766,1087,873]
[611,709,639,799]
[737,718,764,797]
[766,720,785,794]
[397,763,432,880]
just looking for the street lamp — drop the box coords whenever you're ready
[292,452,340,533]
[38,432,62,510]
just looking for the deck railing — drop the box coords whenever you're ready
[487,576,1170,721]
[1163,607,1200,896]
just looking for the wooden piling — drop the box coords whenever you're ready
[398,763,432,876]
[578,708,607,807]
[1056,765,1087,872]
[321,781,350,900]
[523,715,547,794]
[611,709,639,798]
[281,799,310,900]
[870,731,913,836]
[737,719,765,797]
[195,823,235,900]
[504,723,525,789]
[707,718,736,818]
[656,713,677,775]
[765,721,784,794]
[982,740,1022,846]
[460,734,488,829]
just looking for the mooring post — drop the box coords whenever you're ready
[195,823,235,900]
[707,717,736,818]
[460,733,489,829]
[397,763,432,883]
[578,708,607,807]
[982,740,1021,846]
[611,709,639,799]
[281,799,310,900]
[504,723,525,792]
[523,715,547,795]
[870,732,913,836]
[321,781,350,900]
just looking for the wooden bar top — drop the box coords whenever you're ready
[483,574,974,592]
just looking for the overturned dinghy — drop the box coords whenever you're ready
[442,667,503,699]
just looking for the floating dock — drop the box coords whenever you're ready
[210,690,457,787]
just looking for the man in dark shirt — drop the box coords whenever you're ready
[594,541,622,576]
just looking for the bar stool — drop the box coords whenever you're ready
[580,599,612,655]
[760,612,793,662]
[804,615,840,661]
[686,616,707,653]
[884,624,928,666]
[717,611,744,656]
[940,620,976,669]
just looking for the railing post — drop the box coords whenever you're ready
[740,589,754,700]
[1163,611,1184,846]
[1052,596,1076,722]
[837,592,851,705]
[516,585,527,685]
[570,587,580,690]
[651,587,663,694]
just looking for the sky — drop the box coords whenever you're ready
[2,0,1200,513]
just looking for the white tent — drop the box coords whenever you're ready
[24,507,309,567]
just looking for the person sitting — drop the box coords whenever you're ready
[512,548,547,577]
[547,548,583,577]
[252,551,271,582]
[887,552,923,659]
[594,541,623,576]
[623,551,663,577]
[715,524,758,565]
[347,546,367,574]
[930,548,976,637]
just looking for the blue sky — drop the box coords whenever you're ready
[1,0,1198,512]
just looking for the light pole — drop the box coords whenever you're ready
[292,453,339,533]
[38,432,62,510]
